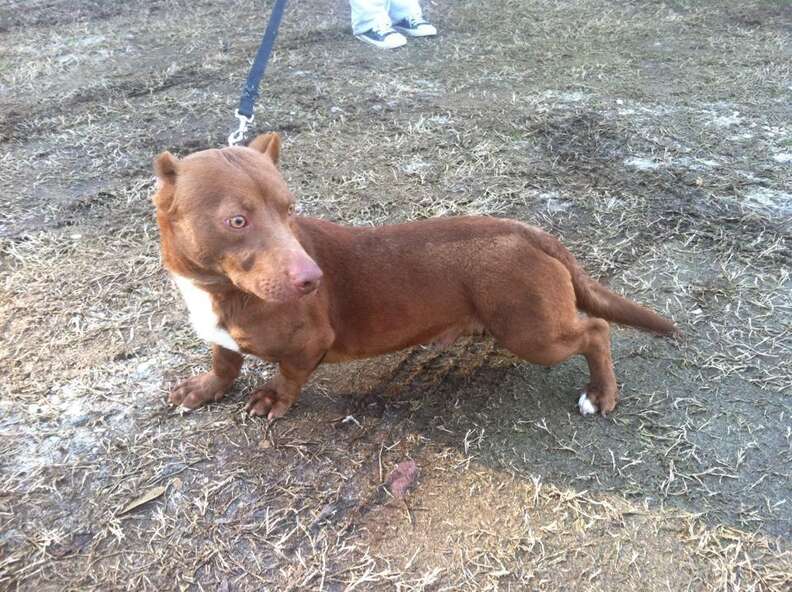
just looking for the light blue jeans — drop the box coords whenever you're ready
[349,0,424,35]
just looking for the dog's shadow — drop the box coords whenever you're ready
[305,334,683,518]
[315,337,578,433]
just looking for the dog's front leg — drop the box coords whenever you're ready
[246,351,325,420]
[170,345,244,409]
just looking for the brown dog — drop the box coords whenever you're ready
[153,133,676,419]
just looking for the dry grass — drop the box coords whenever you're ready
[1,0,791,590]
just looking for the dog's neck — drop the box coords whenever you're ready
[186,273,235,293]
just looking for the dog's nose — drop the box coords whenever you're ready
[290,261,323,295]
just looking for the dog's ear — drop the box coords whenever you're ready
[154,151,178,184]
[152,151,178,208]
[248,132,281,166]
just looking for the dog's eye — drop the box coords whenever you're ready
[287,204,295,216]
[226,215,248,229]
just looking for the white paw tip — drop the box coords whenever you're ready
[578,392,598,416]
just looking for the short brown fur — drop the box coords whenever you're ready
[154,133,678,419]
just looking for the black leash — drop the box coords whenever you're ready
[228,0,289,145]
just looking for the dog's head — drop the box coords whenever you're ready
[152,133,322,303]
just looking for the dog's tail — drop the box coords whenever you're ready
[524,225,679,336]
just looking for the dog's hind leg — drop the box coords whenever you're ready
[496,316,618,415]
[170,345,244,409]
[478,258,619,415]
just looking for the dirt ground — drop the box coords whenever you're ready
[1,0,791,590]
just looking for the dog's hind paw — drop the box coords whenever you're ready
[577,392,599,416]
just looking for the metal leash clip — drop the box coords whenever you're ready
[228,110,254,146]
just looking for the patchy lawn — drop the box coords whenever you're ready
[1,0,790,590]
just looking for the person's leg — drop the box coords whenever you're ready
[389,0,437,37]
[350,0,389,35]
[388,0,421,23]
[350,0,407,48]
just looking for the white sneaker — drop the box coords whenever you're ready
[355,24,407,49]
[392,17,437,37]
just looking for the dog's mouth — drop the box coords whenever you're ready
[247,279,317,303]
[228,266,322,303]
[220,246,323,303]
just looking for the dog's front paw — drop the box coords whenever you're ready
[247,386,294,420]
[170,373,229,409]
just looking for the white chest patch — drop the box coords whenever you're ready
[172,275,241,352]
